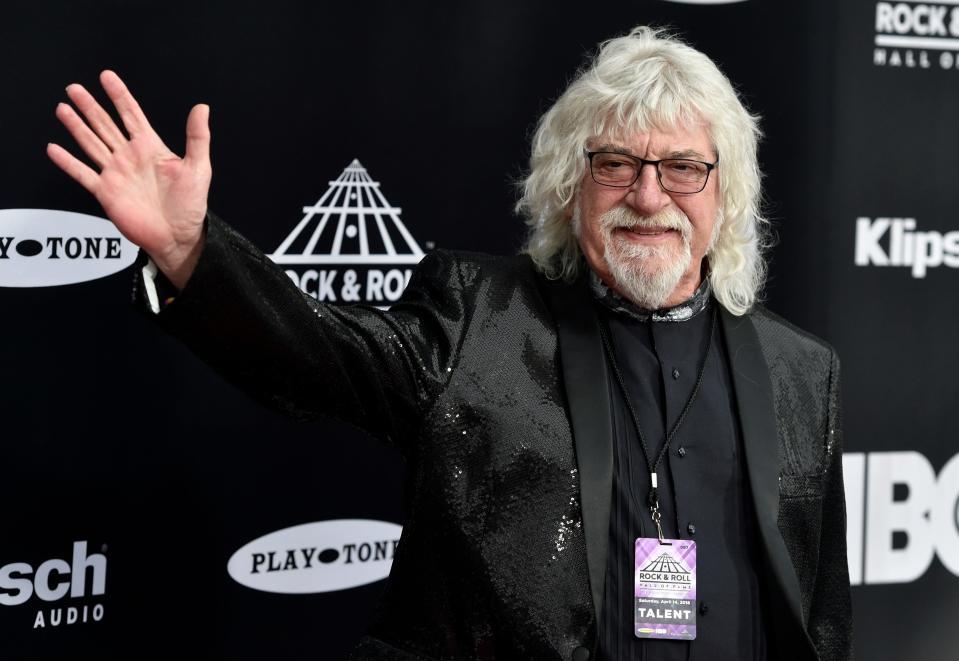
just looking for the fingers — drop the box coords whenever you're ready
[46,143,100,194]
[54,102,111,168]
[99,70,152,137]
[65,82,129,151]
[184,104,210,167]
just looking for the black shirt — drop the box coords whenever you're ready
[593,286,768,661]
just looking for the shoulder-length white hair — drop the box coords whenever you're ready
[517,26,769,316]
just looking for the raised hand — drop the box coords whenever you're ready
[47,70,211,290]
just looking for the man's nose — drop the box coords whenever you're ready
[624,162,672,216]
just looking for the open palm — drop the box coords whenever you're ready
[47,70,211,289]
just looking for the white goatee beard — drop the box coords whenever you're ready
[580,205,694,310]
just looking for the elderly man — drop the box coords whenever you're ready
[48,26,851,661]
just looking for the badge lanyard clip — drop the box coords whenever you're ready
[649,472,666,544]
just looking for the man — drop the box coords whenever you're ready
[48,26,851,661]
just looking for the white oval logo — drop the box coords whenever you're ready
[227,519,402,594]
[0,209,137,288]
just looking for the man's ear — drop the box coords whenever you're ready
[563,192,577,222]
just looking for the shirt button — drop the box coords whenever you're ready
[672,368,681,380]
[571,646,590,661]
[687,523,696,535]
[699,601,709,616]
[677,446,687,458]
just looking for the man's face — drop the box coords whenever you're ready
[573,123,720,309]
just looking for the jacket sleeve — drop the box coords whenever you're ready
[131,212,471,451]
[807,349,854,660]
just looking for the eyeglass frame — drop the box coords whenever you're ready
[583,149,719,194]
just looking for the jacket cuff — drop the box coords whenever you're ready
[131,214,211,316]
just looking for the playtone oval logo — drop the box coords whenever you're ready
[0,209,137,287]
[660,0,747,4]
[227,519,402,594]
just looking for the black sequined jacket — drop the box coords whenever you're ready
[135,214,852,661]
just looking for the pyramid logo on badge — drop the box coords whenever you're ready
[641,553,691,575]
[269,159,424,266]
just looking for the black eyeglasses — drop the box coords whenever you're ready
[584,150,718,194]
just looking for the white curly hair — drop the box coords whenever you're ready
[516,26,769,315]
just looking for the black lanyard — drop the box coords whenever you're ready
[597,305,717,541]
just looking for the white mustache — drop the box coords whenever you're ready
[599,206,692,241]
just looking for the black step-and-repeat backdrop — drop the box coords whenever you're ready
[2,1,956,659]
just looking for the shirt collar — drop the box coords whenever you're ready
[589,269,712,323]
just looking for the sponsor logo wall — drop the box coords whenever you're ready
[832,1,959,659]
[2,0,956,659]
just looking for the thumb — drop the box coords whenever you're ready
[184,103,211,167]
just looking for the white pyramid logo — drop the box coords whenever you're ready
[268,159,424,265]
